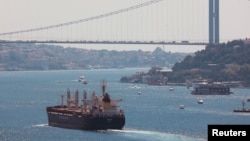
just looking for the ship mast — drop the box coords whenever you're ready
[101,80,106,96]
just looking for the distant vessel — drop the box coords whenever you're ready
[191,82,231,95]
[78,76,87,84]
[197,98,204,104]
[179,104,185,109]
[137,91,142,95]
[169,86,174,91]
[234,100,250,113]
[233,108,250,113]
[130,85,140,89]
[247,98,250,102]
[46,80,125,130]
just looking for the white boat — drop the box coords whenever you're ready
[197,98,204,104]
[179,104,185,109]
[130,85,140,89]
[169,87,174,91]
[78,76,88,84]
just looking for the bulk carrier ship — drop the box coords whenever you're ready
[46,80,125,130]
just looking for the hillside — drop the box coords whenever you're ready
[168,39,250,87]
[0,43,189,71]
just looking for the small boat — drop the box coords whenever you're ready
[247,98,250,102]
[137,91,142,95]
[179,104,185,109]
[233,108,250,113]
[169,87,174,91]
[78,75,87,84]
[233,100,250,113]
[130,85,140,89]
[197,98,203,104]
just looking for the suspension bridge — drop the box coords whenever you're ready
[0,0,220,46]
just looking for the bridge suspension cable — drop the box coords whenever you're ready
[0,0,163,36]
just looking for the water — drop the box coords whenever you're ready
[0,68,250,141]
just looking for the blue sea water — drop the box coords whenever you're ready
[0,68,250,141]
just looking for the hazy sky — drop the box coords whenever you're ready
[0,0,249,52]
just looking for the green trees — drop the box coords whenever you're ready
[169,40,250,87]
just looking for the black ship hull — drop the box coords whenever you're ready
[47,112,125,130]
[233,109,250,113]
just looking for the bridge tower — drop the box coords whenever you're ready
[209,0,219,44]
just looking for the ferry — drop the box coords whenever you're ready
[191,82,231,95]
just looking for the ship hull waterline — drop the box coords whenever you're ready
[47,112,125,130]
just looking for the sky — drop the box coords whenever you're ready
[0,0,250,53]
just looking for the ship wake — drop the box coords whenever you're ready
[32,124,49,127]
[102,128,205,141]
